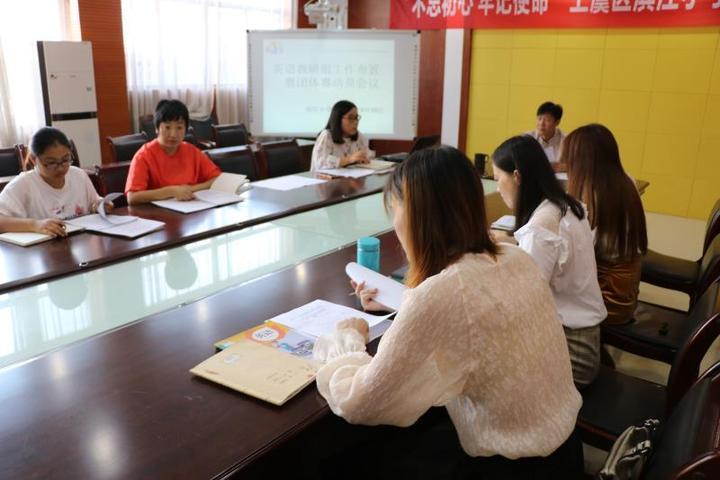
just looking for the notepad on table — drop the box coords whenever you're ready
[152,172,248,213]
[490,215,516,232]
[316,167,375,179]
[66,192,164,239]
[347,159,396,173]
[252,175,327,192]
[0,223,84,247]
[190,340,320,406]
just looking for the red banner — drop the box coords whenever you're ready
[390,0,720,29]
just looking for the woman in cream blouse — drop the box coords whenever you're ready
[310,100,374,172]
[312,146,582,478]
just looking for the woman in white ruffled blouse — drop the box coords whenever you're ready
[492,135,607,388]
[312,146,583,479]
[310,100,374,172]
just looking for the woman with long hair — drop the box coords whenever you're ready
[562,124,648,325]
[311,146,582,478]
[492,135,607,388]
[310,100,373,171]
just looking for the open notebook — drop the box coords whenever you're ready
[0,223,84,247]
[66,192,165,239]
[152,173,249,214]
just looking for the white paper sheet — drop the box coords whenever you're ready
[193,189,242,206]
[252,175,327,191]
[317,168,375,178]
[210,172,248,194]
[151,199,216,213]
[345,262,406,312]
[271,299,393,340]
[555,172,568,181]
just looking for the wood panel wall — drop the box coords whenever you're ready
[77,0,130,164]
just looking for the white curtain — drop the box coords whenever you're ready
[0,0,80,146]
[121,0,293,130]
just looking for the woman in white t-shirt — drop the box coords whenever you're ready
[310,100,374,172]
[0,127,105,237]
[491,135,607,388]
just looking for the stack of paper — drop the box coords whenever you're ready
[252,175,327,192]
[348,159,396,173]
[317,167,375,179]
[345,262,406,311]
[490,215,516,232]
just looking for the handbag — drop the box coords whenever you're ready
[598,419,660,480]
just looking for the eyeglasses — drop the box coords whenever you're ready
[343,114,361,122]
[39,156,71,170]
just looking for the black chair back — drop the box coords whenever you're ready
[643,361,720,480]
[139,114,157,140]
[704,198,720,254]
[212,123,249,148]
[260,140,304,178]
[106,132,148,163]
[205,146,259,181]
[93,161,132,207]
[0,146,22,176]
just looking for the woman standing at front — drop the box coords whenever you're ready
[310,100,373,171]
[313,147,582,478]
[492,135,607,388]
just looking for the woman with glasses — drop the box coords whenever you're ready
[0,127,105,237]
[310,100,374,171]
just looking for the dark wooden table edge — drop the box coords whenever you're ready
[0,185,385,295]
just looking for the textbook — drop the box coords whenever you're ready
[152,172,248,213]
[0,223,84,247]
[190,340,319,406]
[214,321,315,360]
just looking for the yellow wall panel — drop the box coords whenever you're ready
[510,49,556,86]
[550,88,599,129]
[695,138,720,181]
[556,29,606,49]
[470,49,512,86]
[605,29,659,49]
[612,130,646,178]
[641,133,699,177]
[601,49,657,91]
[652,49,714,94]
[553,50,603,89]
[702,95,720,139]
[467,28,719,218]
[646,93,706,135]
[688,179,719,220]
[512,30,557,49]
[656,28,719,50]
[640,174,693,217]
[597,90,651,133]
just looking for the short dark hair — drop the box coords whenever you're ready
[536,102,563,121]
[154,99,190,129]
[324,100,358,144]
[30,126,71,157]
[492,135,583,230]
[384,146,497,288]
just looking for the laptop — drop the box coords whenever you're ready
[381,134,441,163]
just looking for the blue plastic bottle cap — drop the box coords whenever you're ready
[357,236,380,251]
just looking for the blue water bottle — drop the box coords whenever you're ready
[357,236,380,272]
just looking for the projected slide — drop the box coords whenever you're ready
[248,31,419,140]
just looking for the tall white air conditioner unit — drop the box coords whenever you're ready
[37,41,102,168]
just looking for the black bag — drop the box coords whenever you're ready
[598,419,660,480]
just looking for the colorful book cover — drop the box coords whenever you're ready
[214,321,315,360]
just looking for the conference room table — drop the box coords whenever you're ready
[0,176,509,479]
[0,173,389,294]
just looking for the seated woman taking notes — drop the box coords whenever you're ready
[125,99,221,205]
[562,124,648,325]
[312,147,582,478]
[492,135,607,388]
[0,127,105,237]
[310,100,374,172]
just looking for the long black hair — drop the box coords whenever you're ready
[323,100,358,144]
[492,135,584,230]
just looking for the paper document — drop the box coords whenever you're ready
[345,262,406,312]
[347,159,395,172]
[490,215,516,232]
[317,168,375,179]
[67,192,165,239]
[271,299,393,340]
[190,341,319,406]
[152,172,246,213]
[0,223,83,247]
[252,175,327,192]
[555,172,568,181]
